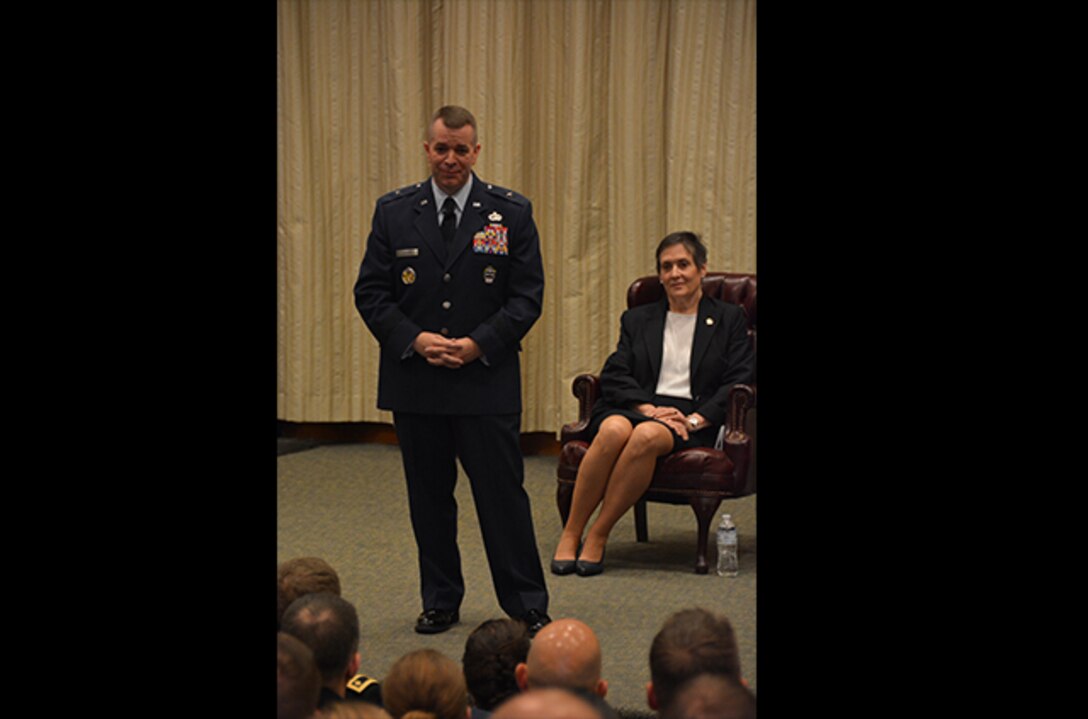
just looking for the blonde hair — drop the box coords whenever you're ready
[383,649,469,719]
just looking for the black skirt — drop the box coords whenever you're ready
[587,394,718,454]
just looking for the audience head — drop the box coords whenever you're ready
[278,556,341,627]
[659,673,756,719]
[462,618,531,711]
[383,648,470,719]
[648,608,742,712]
[278,631,321,719]
[516,618,607,698]
[492,688,613,719]
[281,592,361,689]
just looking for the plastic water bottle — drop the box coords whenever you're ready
[716,513,738,577]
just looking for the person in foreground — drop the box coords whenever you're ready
[382,648,470,719]
[354,105,550,635]
[550,232,755,576]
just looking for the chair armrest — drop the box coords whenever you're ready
[725,383,755,440]
[560,374,601,443]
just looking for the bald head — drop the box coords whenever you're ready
[516,619,606,697]
[493,688,605,719]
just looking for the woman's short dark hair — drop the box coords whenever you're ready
[461,618,531,710]
[655,231,708,271]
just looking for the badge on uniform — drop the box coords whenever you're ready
[483,265,497,284]
[396,248,420,258]
[473,224,509,255]
[402,267,416,285]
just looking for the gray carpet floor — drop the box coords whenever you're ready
[277,442,756,714]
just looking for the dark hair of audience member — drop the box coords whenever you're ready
[461,618,531,710]
[649,608,742,711]
[660,673,756,719]
[281,592,360,683]
[383,648,469,719]
[278,556,342,627]
[278,631,321,719]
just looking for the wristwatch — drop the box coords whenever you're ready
[687,416,700,430]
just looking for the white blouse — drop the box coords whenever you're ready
[654,311,697,399]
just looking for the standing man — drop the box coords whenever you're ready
[354,106,550,636]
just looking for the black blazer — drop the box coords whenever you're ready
[354,174,545,415]
[597,294,755,427]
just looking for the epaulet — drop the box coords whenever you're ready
[378,181,425,204]
[482,182,528,206]
[346,673,380,695]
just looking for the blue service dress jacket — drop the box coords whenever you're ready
[354,174,545,415]
[594,294,755,431]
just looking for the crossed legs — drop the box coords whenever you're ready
[553,415,675,565]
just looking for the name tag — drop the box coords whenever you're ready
[396,248,420,258]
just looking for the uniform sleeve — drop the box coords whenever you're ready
[354,199,423,355]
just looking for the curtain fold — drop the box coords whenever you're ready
[278,0,756,432]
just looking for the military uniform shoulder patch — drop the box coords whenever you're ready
[378,181,426,205]
[483,182,528,207]
[347,673,379,694]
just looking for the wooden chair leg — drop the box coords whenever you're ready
[557,482,573,526]
[634,499,649,542]
[690,496,724,574]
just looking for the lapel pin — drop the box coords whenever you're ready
[472,201,482,208]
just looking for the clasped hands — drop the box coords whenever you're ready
[636,404,705,441]
[413,331,481,369]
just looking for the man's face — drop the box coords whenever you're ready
[425,119,480,195]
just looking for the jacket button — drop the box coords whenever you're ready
[440,327,450,336]
[441,300,451,310]
[443,273,452,283]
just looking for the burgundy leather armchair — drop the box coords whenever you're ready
[555,273,757,574]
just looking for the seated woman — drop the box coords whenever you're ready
[551,231,755,577]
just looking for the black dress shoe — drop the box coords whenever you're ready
[575,550,606,577]
[415,609,459,634]
[521,609,552,637]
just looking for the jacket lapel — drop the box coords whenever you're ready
[444,174,489,269]
[689,295,719,379]
[643,299,667,385]
[411,184,447,265]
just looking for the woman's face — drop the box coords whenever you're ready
[658,242,707,306]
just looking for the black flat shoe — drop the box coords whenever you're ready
[415,609,459,634]
[520,609,552,637]
[575,550,606,577]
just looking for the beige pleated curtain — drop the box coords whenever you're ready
[278,0,756,433]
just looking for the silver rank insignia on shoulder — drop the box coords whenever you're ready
[483,265,497,284]
[402,267,417,285]
[488,211,503,222]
